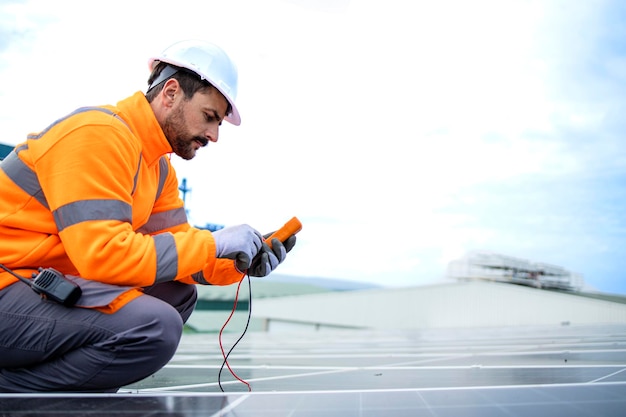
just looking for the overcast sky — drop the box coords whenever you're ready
[1,0,625,294]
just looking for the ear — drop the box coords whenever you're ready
[161,78,180,108]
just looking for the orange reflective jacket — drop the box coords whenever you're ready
[0,92,243,311]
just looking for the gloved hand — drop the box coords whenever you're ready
[212,225,263,273]
[248,233,297,277]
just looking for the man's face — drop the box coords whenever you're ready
[162,88,229,160]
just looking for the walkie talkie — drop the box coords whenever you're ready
[0,264,82,307]
[31,267,82,307]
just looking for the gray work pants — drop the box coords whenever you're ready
[0,280,197,392]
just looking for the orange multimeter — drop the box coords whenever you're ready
[264,217,302,248]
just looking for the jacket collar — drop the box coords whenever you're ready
[116,91,172,167]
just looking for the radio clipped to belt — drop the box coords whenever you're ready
[0,264,82,307]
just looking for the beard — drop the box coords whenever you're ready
[162,104,208,160]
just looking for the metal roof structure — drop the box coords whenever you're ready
[447,250,585,291]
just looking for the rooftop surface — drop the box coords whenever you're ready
[1,323,625,416]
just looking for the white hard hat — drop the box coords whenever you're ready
[148,40,241,126]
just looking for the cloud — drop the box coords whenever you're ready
[0,0,46,66]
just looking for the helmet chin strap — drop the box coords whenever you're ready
[147,65,179,92]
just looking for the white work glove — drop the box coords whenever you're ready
[248,233,297,277]
[212,225,263,273]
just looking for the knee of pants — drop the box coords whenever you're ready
[115,297,184,368]
[150,305,184,361]
[175,284,198,323]
[143,282,198,323]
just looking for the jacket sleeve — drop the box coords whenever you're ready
[142,156,245,286]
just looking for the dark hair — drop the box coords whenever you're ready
[145,62,220,105]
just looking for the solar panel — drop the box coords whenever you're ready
[1,323,624,415]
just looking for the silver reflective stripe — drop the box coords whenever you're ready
[0,150,49,209]
[192,271,209,285]
[136,207,187,235]
[66,275,134,308]
[155,156,169,201]
[27,106,126,140]
[131,154,142,195]
[53,199,132,232]
[154,233,178,283]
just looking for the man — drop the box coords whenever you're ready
[0,40,296,392]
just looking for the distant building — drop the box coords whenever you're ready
[252,279,626,332]
[195,223,225,232]
[0,143,12,160]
